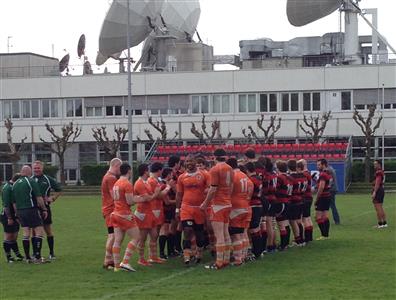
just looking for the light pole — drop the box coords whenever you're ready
[7,36,12,53]
[381,83,385,169]
[126,0,134,178]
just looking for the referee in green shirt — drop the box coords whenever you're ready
[12,165,47,263]
[32,160,62,260]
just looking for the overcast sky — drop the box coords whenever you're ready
[0,0,394,72]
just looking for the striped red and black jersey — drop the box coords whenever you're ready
[256,168,268,195]
[263,171,277,203]
[318,170,333,198]
[373,170,385,189]
[248,174,263,206]
[289,172,307,203]
[276,173,292,203]
[302,170,313,201]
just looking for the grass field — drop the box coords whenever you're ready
[0,194,395,300]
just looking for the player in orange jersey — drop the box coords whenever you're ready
[176,155,209,265]
[134,164,168,266]
[200,148,234,270]
[101,158,121,269]
[226,158,253,266]
[111,163,150,272]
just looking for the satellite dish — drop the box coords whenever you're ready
[97,0,165,65]
[77,34,86,58]
[160,1,201,39]
[59,54,70,73]
[287,0,342,27]
[83,59,93,75]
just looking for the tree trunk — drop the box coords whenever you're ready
[364,140,372,182]
[59,156,66,185]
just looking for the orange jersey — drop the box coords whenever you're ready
[133,178,153,212]
[148,177,163,210]
[101,172,117,216]
[177,170,209,207]
[113,178,134,215]
[231,170,253,209]
[209,162,234,206]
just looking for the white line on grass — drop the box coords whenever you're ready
[100,203,396,300]
[99,267,196,300]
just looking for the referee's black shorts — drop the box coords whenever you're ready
[17,208,43,228]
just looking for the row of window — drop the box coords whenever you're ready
[1,91,394,120]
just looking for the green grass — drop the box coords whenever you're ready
[1,194,395,300]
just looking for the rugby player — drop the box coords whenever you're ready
[287,160,306,246]
[101,158,122,269]
[273,160,292,250]
[111,163,149,272]
[226,158,253,266]
[372,160,387,228]
[176,155,209,265]
[1,174,23,263]
[245,162,264,258]
[297,159,314,243]
[315,159,333,240]
[32,160,62,260]
[200,148,233,270]
[262,159,277,253]
[12,165,47,263]
[134,163,164,266]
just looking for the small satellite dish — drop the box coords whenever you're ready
[78,34,86,58]
[287,0,342,27]
[83,59,93,75]
[59,54,70,73]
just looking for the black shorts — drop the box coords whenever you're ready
[261,198,270,217]
[164,206,175,223]
[229,227,245,235]
[272,203,288,222]
[287,202,303,220]
[249,206,262,229]
[1,213,20,233]
[182,220,204,231]
[373,188,385,204]
[16,208,43,228]
[302,200,313,218]
[40,205,52,225]
[315,197,331,212]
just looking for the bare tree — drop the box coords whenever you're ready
[242,114,281,144]
[0,119,28,173]
[353,105,383,182]
[92,126,128,159]
[299,111,332,144]
[39,122,82,185]
[144,116,178,143]
[190,115,231,143]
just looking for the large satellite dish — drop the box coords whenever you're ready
[77,34,86,58]
[59,54,70,73]
[96,0,164,65]
[287,0,342,27]
[160,1,201,39]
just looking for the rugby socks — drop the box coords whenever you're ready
[224,243,231,265]
[112,246,121,268]
[304,226,313,242]
[316,218,326,237]
[297,223,304,244]
[149,240,158,259]
[22,237,31,259]
[250,231,262,257]
[323,218,330,237]
[10,241,22,258]
[122,241,137,265]
[159,235,167,257]
[285,226,291,246]
[215,244,226,268]
[31,237,37,257]
[183,240,192,262]
[47,236,55,256]
[104,243,113,265]
[260,229,268,252]
[3,240,12,260]
[231,240,243,264]
[175,231,183,253]
[33,236,43,259]
[166,234,174,256]
[280,229,288,250]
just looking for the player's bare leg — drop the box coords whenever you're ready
[265,216,275,253]
[138,229,152,266]
[112,228,125,270]
[148,227,164,263]
[209,221,226,269]
[119,227,140,272]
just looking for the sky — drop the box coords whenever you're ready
[0,0,395,72]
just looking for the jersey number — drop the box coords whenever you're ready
[240,178,248,193]
[113,186,120,200]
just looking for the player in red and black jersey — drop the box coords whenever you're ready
[272,160,293,250]
[287,160,306,246]
[245,162,263,258]
[372,160,387,228]
[315,159,333,240]
[262,159,277,253]
[297,159,314,243]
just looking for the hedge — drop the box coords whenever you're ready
[81,163,140,185]
[43,165,59,178]
[352,160,396,182]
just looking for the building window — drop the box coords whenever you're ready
[269,94,277,112]
[22,100,30,118]
[303,93,311,111]
[313,93,321,111]
[291,93,299,111]
[42,100,58,118]
[191,95,209,114]
[281,93,289,111]
[12,101,20,119]
[21,100,40,118]
[303,92,321,111]
[239,94,256,113]
[341,91,352,110]
[66,99,82,117]
[354,104,365,110]
[212,95,230,114]
[86,107,103,117]
[260,94,268,112]
[106,105,123,116]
